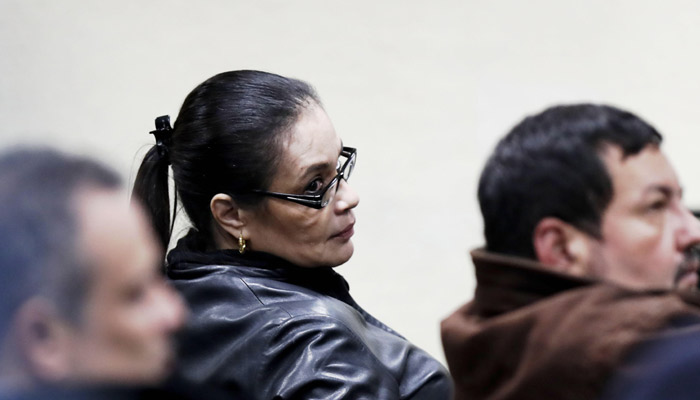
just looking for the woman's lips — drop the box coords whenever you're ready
[332,223,355,240]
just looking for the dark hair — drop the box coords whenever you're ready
[132,70,320,250]
[0,148,121,338]
[478,103,663,259]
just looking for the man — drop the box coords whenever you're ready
[0,148,187,397]
[441,104,700,400]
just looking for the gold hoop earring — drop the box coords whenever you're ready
[238,233,247,254]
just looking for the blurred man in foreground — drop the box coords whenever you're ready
[441,104,700,400]
[0,148,186,398]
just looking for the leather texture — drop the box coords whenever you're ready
[167,231,452,400]
[441,249,700,400]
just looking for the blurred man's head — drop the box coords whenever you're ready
[478,104,700,290]
[0,148,185,389]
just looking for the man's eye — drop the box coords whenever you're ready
[304,178,325,195]
[648,199,669,211]
[124,286,146,304]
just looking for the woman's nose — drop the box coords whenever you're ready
[334,179,359,213]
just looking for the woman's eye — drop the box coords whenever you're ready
[304,178,325,195]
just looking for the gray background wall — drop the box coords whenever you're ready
[2,0,700,363]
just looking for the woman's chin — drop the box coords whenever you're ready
[324,241,355,268]
[338,242,355,263]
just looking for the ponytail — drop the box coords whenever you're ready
[132,116,176,251]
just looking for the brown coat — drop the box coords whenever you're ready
[441,249,700,400]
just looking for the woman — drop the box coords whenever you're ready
[132,70,452,399]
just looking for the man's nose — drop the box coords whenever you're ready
[155,282,188,332]
[677,206,700,251]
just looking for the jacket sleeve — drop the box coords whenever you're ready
[255,314,403,400]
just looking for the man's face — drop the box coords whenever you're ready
[64,189,186,384]
[588,144,700,290]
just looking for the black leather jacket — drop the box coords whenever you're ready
[167,232,452,400]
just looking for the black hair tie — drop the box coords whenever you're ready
[150,115,173,164]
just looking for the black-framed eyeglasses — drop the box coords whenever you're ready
[252,147,357,209]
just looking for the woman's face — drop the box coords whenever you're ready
[243,102,360,268]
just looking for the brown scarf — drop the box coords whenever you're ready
[441,249,700,400]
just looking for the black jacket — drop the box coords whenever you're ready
[0,377,230,400]
[167,231,452,400]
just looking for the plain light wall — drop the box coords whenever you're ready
[2,0,700,364]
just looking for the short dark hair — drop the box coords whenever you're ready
[478,103,663,259]
[0,148,121,338]
[132,70,320,250]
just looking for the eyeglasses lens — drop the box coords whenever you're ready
[319,151,356,208]
[343,155,355,180]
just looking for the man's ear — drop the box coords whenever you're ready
[210,193,247,238]
[533,217,592,276]
[14,298,74,383]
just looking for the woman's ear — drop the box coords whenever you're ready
[15,298,74,382]
[533,217,592,276]
[210,193,246,237]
